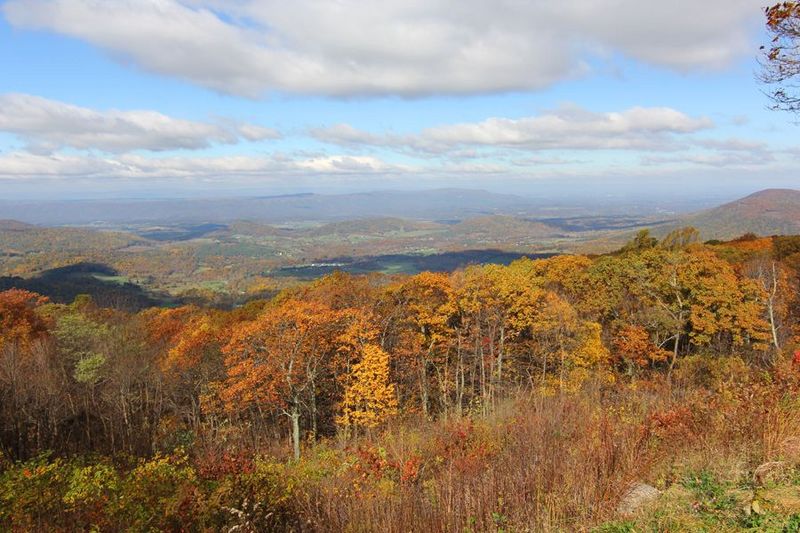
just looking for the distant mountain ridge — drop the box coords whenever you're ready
[0,189,538,225]
[0,188,714,226]
[4,189,798,244]
[0,220,35,231]
[678,188,800,240]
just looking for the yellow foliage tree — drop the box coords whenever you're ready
[337,344,398,431]
[548,321,612,393]
[385,271,454,417]
[571,322,610,368]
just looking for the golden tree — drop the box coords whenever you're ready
[384,271,454,417]
[636,248,771,374]
[337,344,398,432]
[570,322,610,368]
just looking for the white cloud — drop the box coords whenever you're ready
[0,93,279,153]
[0,142,788,191]
[293,155,405,173]
[0,151,122,177]
[0,151,406,180]
[2,0,762,97]
[638,137,776,167]
[312,105,713,153]
[696,138,768,152]
[310,124,388,148]
[423,106,712,150]
[643,152,775,167]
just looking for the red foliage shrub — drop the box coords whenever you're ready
[642,406,696,443]
[194,450,255,479]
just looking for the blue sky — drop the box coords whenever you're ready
[0,0,797,200]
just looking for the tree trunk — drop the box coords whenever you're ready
[768,301,779,350]
[456,333,464,417]
[768,262,780,350]
[310,382,318,440]
[418,360,429,418]
[496,326,505,402]
[668,332,680,379]
[290,403,301,461]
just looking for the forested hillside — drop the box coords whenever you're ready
[1,230,799,530]
[677,189,800,240]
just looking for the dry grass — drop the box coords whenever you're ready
[2,357,798,532]
[284,363,800,532]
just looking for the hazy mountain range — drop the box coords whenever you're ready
[0,188,722,226]
[2,188,799,254]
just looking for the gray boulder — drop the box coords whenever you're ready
[753,461,788,486]
[617,482,661,515]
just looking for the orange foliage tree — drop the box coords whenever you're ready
[221,299,348,459]
[0,289,50,352]
[612,323,670,373]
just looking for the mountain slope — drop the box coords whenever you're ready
[677,189,800,240]
[0,220,35,231]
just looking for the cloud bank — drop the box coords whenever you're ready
[3,0,761,97]
[0,151,404,181]
[312,106,714,153]
[0,93,279,153]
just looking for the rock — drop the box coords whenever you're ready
[750,498,765,515]
[753,461,788,486]
[617,482,661,515]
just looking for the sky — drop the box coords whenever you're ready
[0,0,798,201]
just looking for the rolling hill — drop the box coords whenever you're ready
[0,220,35,231]
[678,188,800,240]
[306,217,443,237]
[448,215,561,241]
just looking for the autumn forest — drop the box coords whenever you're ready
[2,229,800,530]
[4,2,800,530]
